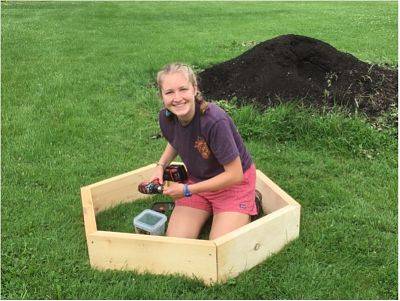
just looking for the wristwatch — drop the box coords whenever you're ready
[183,184,192,197]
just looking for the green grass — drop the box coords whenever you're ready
[95,195,213,240]
[1,1,397,299]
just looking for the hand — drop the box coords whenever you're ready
[162,182,184,199]
[150,165,164,184]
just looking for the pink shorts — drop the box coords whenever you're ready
[175,164,257,216]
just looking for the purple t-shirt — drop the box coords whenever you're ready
[159,102,252,182]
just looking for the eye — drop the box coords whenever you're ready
[165,91,173,95]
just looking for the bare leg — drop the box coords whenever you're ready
[166,206,211,239]
[209,212,251,240]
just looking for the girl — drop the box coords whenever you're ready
[151,63,257,240]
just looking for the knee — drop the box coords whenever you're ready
[166,206,210,239]
[209,213,251,240]
[166,226,199,239]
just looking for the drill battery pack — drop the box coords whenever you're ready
[163,164,188,183]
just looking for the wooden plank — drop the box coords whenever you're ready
[80,187,97,236]
[87,231,218,285]
[214,205,301,283]
[256,169,299,214]
[88,164,156,213]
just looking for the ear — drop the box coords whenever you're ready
[193,85,198,95]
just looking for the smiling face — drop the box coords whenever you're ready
[160,71,198,125]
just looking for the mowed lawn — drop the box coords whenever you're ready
[1,1,397,299]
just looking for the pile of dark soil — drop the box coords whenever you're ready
[198,34,397,118]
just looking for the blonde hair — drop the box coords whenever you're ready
[156,63,208,115]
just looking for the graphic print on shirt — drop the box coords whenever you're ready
[194,136,211,159]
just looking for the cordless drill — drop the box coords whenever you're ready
[138,164,188,195]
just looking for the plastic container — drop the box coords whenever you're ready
[133,209,167,235]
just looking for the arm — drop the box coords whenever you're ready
[151,142,178,184]
[163,156,243,198]
[190,156,243,194]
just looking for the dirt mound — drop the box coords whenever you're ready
[198,34,397,118]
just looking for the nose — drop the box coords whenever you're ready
[172,91,184,102]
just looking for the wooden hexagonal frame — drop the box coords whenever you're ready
[81,163,301,285]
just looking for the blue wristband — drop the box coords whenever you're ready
[183,184,192,197]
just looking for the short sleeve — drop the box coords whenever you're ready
[208,118,239,165]
[159,109,174,144]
